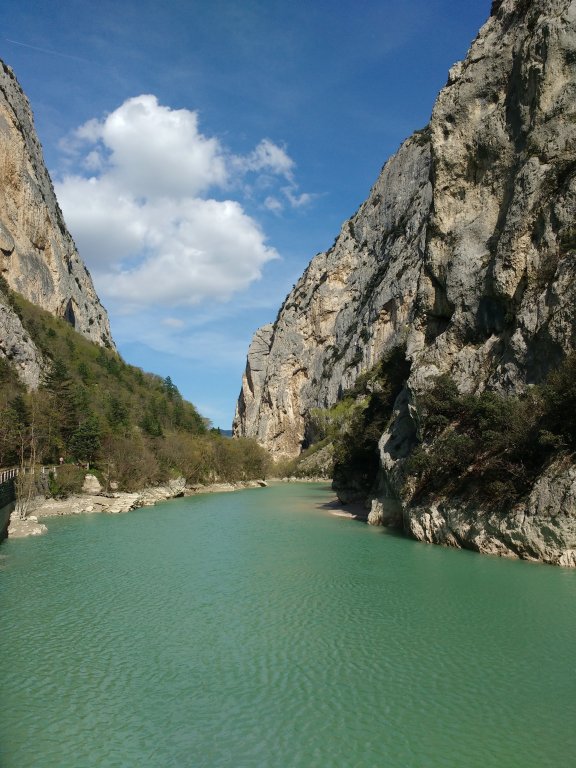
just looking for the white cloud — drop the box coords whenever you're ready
[264,195,284,213]
[56,175,148,265]
[83,149,104,172]
[54,95,299,310]
[72,95,227,198]
[283,188,315,208]
[236,138,294,178]
[103,198,278,308]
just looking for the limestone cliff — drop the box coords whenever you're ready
[235,0,576,565]
[0,58,114,386]
[0,295,43,388]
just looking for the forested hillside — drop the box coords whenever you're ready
[0,278,269,493]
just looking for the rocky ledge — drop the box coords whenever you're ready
[404,461,576,568]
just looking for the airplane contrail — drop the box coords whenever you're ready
[5,38,92,64]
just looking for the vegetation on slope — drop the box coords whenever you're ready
[283,346,410,493]
[406,357,576,509]
[285,343,576,510]
[0,282,270,494]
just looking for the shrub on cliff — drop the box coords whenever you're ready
[539,352,576,450]
[407,354,576,507]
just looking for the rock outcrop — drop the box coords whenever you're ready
[0,293,43,388]
[235,0,576,565]
[0,58,114,386]
[401,460,576,567]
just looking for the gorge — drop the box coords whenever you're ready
[234,0,576,566]
[1,0,576,567]
[3,4,576,766]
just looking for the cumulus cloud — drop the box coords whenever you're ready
[54,95,312,310]
[56,175,148,265]
[103,198,277,308]
[68,95,227,198]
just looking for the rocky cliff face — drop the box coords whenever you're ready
[0,297,43,388]
[235,0,576,565]
[0,59,114,385]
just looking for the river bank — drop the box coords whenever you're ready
[7,476,269,538]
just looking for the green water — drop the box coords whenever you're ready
[1,483,575,768]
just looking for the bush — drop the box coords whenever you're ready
[406,355,576,507]
[539,352,576,449]
[100,432,165,491]
[48,465,85,498]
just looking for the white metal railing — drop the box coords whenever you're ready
[0,467,18,484]
[0,466,58,484]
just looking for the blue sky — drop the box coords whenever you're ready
[3,0,490,428]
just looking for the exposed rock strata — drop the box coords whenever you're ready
[0,59,114,387]
[395,461,576,568]
[235,0,576,564]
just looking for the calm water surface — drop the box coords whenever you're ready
[1,482,575,767]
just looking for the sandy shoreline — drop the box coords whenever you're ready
[317,496,368,521]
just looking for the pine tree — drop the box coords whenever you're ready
[69,416,101,464]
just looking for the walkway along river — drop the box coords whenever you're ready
[0,468,16,541]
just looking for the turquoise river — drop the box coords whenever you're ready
[1,482,575,767]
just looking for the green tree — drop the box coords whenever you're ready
[107,395,130,432]
[0,405,21,466]
[69,416,101,464]
[164,376,179,400]
[10,393,29,427]
[42,358,72,394]
[141,410,163,437]
[77,361,90,383]
[41,358,78,447]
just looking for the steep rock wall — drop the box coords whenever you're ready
[235,0,576,564]
[0,59,114,367]
[235,133,433,456]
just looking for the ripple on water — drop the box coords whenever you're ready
[1,485,576,767]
